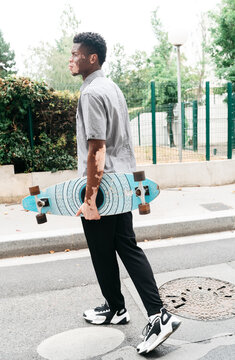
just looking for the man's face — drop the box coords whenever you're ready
[69,43,90,77]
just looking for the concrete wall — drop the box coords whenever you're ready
[140,160,235,188]
[1,160,235,203]
[0,165,77,203]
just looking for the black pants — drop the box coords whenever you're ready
[81,212,163,317]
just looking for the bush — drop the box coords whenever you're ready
[32,132,77,173]
[0,127,33,171]
[0,76,79,173]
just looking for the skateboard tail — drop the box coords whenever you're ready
[143,178,160,203]
[22,195,38,212]
[22,194,51,214]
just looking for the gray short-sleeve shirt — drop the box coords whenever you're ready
[76,70,136,177]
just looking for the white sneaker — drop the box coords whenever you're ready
[83,302,130,325]
[137,308,181,354]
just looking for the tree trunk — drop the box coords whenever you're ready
[167,104,175,147]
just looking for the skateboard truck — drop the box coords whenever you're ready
[133,171,150,215]
[29,186,49,224]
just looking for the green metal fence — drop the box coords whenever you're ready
[128,81,235,165]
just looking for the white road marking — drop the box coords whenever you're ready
[0,231,234,268]
[37,327,125,360]
[0,248,90,267]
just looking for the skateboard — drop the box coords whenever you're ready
[22,171,160,224]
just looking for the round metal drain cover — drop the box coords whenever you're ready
[159,277,235,321]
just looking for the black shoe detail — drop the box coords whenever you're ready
[161,307,172,325]
[94,302,109,312]
[117,308,126,316]
[142,316,161,341]
[172,321,181,331]
[117,317,129,325]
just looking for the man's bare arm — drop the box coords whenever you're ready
[76,139,106,220]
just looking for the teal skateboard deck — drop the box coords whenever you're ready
[22,172,160,223]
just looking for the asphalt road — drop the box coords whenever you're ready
[1,236,235,299]
[0,233,235,360]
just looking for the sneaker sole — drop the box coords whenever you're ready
[137,320,181,354]
[84,317,130,325]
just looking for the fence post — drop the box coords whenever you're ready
[227,82,232,159]
[28,105,34,149]
[151,80,157,164]
[206,81,210,161]
[138,112,141,146]
[193,100,198,152]
[233,93,235,151]
[181,102,185,149]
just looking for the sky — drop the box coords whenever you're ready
[0,0,220,74]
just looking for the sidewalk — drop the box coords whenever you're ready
[0,184,235,258]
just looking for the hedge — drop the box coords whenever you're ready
[0,76,79,173]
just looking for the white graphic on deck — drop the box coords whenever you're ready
[52,173,133,216]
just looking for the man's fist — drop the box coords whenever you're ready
[76,202,101,220]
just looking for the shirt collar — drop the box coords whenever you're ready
[80,69,105,92]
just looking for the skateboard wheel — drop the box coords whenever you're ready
[36,213,47,224]
[138,203,150,215]
[29,186,40,196]
[133,171,145,182]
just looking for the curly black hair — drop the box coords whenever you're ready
[73,32,107,66]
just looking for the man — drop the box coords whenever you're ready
[69,32,181,355]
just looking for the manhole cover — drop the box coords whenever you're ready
[159,277,235,321]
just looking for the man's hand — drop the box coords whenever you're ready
[76,202,101,220]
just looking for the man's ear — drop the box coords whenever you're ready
[89,54,98,64]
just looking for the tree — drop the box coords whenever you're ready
[197,13,210,100]
[150,9,178,146]
[24,4,81,89]
[107,46,152,110]
[150,9,176,84]
[208,0,235,82]
[0,30,16,78]
[107,43,129,92]
[126,50,152,109]
[150,8,208,146]
[185,12,212,102]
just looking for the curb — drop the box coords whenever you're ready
[134,212,235,241]
[1,212,235,259]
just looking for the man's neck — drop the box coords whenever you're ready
[82,66,101,81]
